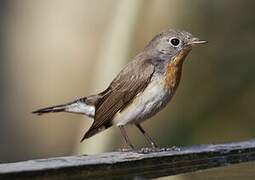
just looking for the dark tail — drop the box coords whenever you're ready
[32,104,67,115]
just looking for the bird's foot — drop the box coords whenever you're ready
[163,146,181,151]
[117,147,134,152]
[137,147,166,153]
[137,146,181,153]
[117,146,181,153]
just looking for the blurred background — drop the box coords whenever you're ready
[0,1,254,176]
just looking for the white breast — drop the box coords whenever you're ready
[113,76,171,126]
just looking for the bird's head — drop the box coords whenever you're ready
[145,29,207,63]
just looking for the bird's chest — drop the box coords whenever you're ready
[163,48,189,91]
[113,71,180,126]
[164,62,182,92]
[113,50,188,126]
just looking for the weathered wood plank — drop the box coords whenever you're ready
[1,139,255,179]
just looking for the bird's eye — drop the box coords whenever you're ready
[169,38,180,47]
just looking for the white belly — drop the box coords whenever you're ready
[113,76,172,126]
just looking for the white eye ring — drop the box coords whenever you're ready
[169,37,180,47]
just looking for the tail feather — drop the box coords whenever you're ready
[32,97,96,117]
[32,104,67,115]
[33,90,112,141]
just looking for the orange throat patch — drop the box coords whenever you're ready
[164,49,191,91]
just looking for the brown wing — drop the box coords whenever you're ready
[81,60,154,141]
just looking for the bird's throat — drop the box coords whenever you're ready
[164,49,191,91]
[171,48,191,66]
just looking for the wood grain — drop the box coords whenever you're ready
[1,139,255,179]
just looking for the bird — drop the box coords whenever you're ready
[33,29,207,149]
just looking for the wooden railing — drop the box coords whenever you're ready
[1,139,255,179]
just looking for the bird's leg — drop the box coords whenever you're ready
[119,125,135,150]
[136,124,158,148]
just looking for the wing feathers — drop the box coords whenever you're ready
[81,60,154,140]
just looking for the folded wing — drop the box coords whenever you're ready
[81,60,155,141]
